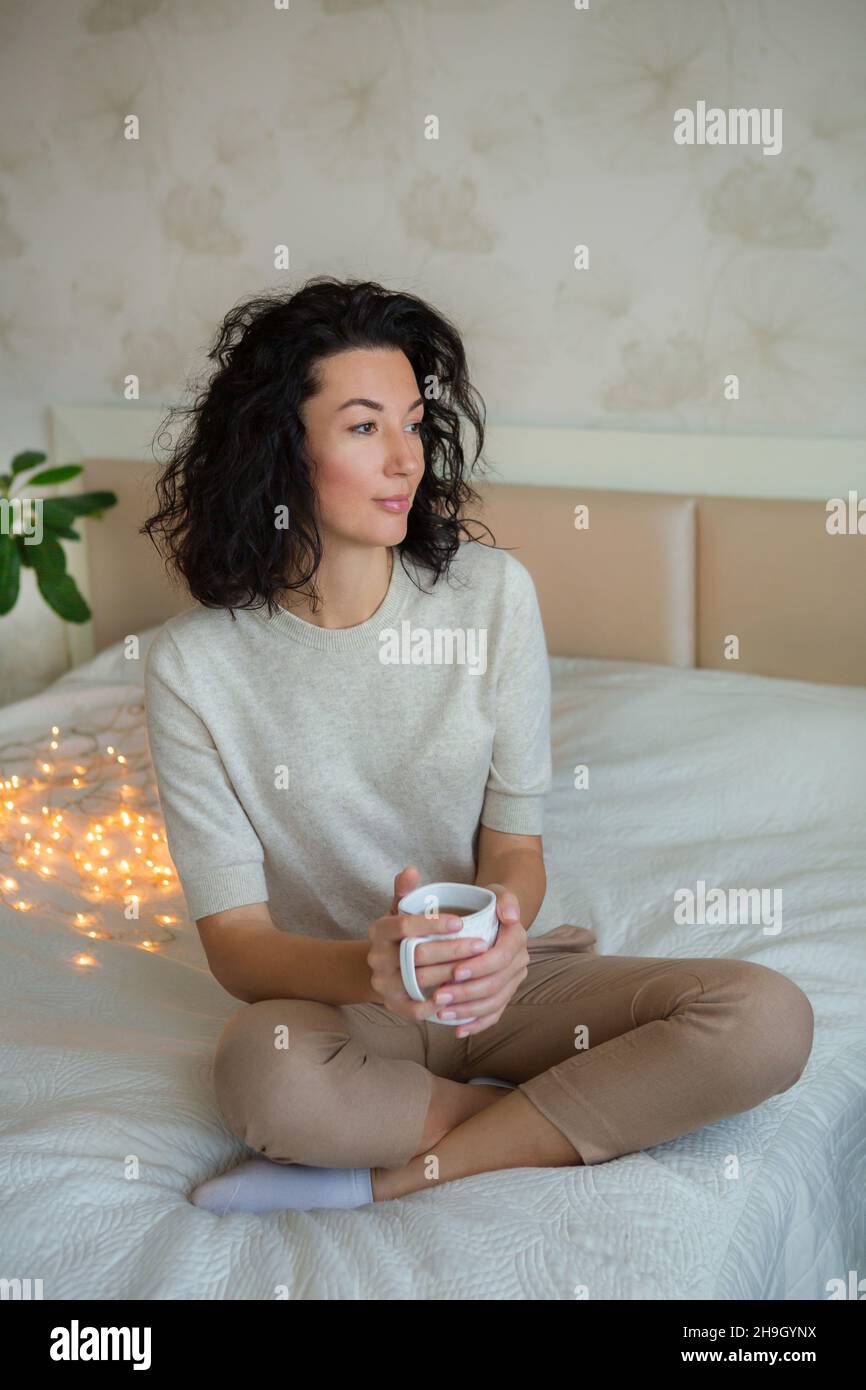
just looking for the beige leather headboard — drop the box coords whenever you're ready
[474,483,866,687]
[76,459,866,687]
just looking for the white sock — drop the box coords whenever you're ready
[190,1156,373,1214]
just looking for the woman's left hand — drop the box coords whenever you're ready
[432,882,529,1036]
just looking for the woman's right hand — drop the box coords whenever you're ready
[366,865,488,1022]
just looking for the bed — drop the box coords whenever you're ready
[1,632,864,1299]
[1,419,865,1299]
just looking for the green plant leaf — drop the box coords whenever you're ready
[22,465,83,486]
[11,450,47,475]
[41,500,77,523]
[28,532,66,577]
[37,570,91,623]
[0,532,21,615]
[42,490,117,518]
[29,534,91,622]
[0,474,11,491]
[40,520,82,542]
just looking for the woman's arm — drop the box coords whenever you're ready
[474,824,547,929]
[197,901,377,1005]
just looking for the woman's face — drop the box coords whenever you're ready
[299,347,425,548]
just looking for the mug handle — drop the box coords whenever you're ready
[400,935,431,1002]
[399,935,480,1026]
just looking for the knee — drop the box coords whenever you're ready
[722,960,814,1101]
[212,999,347,1159]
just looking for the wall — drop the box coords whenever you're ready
[1,0,864,701]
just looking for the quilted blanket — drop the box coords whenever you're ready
[0,638,863,1299]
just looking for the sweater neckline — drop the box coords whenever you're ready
[251,548,418,651]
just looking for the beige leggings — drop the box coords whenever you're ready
[210,924,814,1169]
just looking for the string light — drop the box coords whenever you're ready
[0,701,180,959]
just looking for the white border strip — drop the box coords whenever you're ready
[481,423,866,498]
[48,406,167,667]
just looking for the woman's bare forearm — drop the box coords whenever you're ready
[474,837,547,928]
[218,923,381,1006]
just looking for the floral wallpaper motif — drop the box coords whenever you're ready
[0,0,864,700]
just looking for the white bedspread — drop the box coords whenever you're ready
[1,638,864,1300]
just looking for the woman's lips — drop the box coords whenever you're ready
[373,497,410,512]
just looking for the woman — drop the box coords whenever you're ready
[142,275,813,1214]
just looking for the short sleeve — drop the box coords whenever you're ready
[479,558,553,835]
[144,629,268,921]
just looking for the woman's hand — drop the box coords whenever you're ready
[429,882,529,1037]
[366,865,494,1023]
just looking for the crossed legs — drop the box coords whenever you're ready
[210,949,814,1203]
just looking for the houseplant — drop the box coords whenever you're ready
[0,450,118,621]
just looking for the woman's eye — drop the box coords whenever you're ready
[351,421,423,435]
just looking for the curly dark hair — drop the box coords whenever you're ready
[140,275,496,618]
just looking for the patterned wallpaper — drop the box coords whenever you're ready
[1,0,864,700]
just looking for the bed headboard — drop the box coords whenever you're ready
[49,408,866,688]
[473,484,866,686]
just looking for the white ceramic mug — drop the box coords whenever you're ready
[397,881,499,1026]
